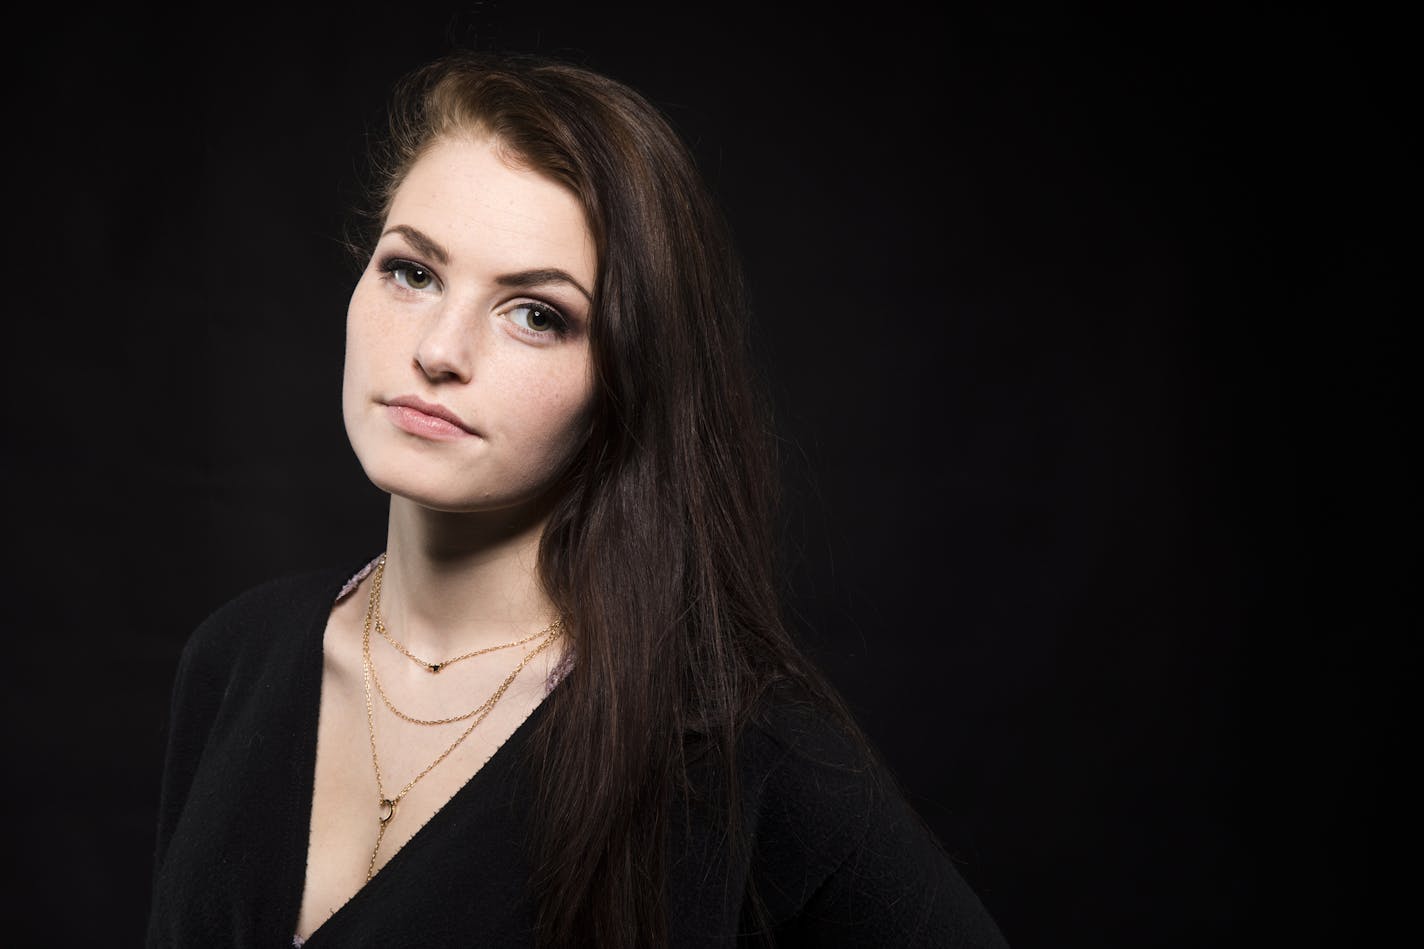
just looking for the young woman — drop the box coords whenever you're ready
[146,50,1009,948]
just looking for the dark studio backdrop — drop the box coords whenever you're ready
[2,3,1407,946]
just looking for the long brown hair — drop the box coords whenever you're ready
[360,50,868,947]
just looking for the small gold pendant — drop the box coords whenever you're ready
[378,798,397,824]
[428,663,442,673]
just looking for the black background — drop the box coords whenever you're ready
[3,3,1408,946]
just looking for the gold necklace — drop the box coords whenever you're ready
[360,553,563,881]
[376,614,553,673]
[368,617,563,725]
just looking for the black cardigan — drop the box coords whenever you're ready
[146,556,1009,947]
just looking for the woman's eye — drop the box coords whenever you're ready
[382,259,437,291]
[394,264,434,290]
[507,302,565,334]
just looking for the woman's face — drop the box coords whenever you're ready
[343,134,598,513]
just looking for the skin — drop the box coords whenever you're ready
[297,132,598,939]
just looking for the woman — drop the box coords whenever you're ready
[146,50,1008,947]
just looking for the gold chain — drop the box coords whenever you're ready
[360,552,563,880]
[376,614,553,673]
[369,617,563,726]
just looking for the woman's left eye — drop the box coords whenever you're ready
[506,302,567,335]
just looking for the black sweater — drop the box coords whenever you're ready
[146,556,1009,947]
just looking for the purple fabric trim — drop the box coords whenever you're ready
[546,646,576,693]
[335,554,382,604]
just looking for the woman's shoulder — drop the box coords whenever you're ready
[178,553,376,674]
[735,680,1010,946]
[740,678,879,779]
[726,680,888,896]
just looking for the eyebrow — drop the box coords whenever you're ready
[381,224,594,303]
[382,225,449,266]
[496,269,593,304]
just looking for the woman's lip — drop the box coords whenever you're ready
[385,395,475,431]
[383,401,478,440]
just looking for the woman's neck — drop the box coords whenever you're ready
[377,494,560,656]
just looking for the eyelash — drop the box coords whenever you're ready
[375,255,572,338]
[378,256,440,293]
[507,300,571,337]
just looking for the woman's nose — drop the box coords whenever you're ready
[413,300,480,383]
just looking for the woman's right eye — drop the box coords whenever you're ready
[380,258,439,292]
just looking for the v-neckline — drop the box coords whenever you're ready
[288,555,558,947]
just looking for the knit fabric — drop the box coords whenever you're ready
[146,555,1008,947]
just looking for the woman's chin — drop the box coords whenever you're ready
[377,477,560,526]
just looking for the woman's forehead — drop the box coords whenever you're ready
[387,136,597,285]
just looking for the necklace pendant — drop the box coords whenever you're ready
[428,663,442,673]
[378,798,397,824]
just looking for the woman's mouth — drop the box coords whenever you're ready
[383,396,478,441]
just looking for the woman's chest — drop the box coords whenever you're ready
[296,621,553,943]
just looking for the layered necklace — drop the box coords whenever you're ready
[376,612,549,674]
[359,552,563,880]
